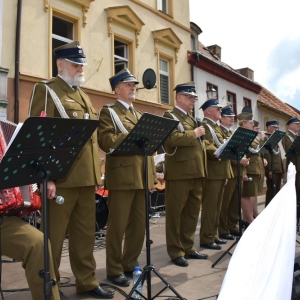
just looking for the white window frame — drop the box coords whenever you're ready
[159,58,170,104]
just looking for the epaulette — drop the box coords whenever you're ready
[40,78,55,84]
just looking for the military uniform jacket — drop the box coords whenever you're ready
[98,101,156,190]
[220,125,246,177]
[282,130,300,171]
[244,138,265,175]
[28,76,101,188]
[202,118,233,179]
[263,136,284,174]
[162,107,207,180]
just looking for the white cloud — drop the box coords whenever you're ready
[189,0,300,110]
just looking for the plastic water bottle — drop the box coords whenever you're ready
[132,266,142,299]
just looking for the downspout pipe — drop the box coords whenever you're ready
[14,0,22,123]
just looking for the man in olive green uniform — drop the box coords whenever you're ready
[218,106,248,238]
[29,41,114,299]
[1,215,60,300]
[264,120,284,207]
[200,99,233,250]
[98,69,157,286]
[163,82,208,267]
[282,117,300,203]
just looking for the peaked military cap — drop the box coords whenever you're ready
[174,81,198,97]
[221,105,235,116]
[109,68,139,91]
[200,98,222,111]
[54,41,87,65]
[286,117,300,125]
[237,106,253,121]
[266,120,279,127]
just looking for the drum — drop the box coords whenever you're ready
[95,187,109,231]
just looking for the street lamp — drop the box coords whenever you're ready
[206,86,217,100]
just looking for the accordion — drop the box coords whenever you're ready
[0,118,41,217]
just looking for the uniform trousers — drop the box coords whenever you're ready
[200,179,226,244]
[165,178,202,260]
[41,186,98,293]
[219,177,240,235]
[265,173,283,206]
[106,189,146,276]
[1,216,59,300]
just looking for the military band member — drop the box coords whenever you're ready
[98,69,157,286]
[264,120,284,206]
[162,82,208,267]
[199,99,233,250]
[218,106,248,238]
[29,41,114,299]
[238,109,265,227]
[282,117,300,202]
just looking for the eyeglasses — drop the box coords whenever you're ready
[180,94,197,101]
[245,121,254,125]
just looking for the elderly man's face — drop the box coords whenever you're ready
[289,122,300,133]
[114,82,137,104]
[57,59,85,86]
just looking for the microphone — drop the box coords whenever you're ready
[196,116,205,141]
[53,194,64,205]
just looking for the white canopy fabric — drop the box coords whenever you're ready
[218,163,297,300]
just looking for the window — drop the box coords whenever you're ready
[264,116,269,131]
[227,91,237,119]
[159,59,169,104]
[114,40,128,74]
[52,15,75,76]
[105,6,144,78]
[190,35,196,51]
[158,0,168,13]
[243,97,252,108]
[157,0,173,16]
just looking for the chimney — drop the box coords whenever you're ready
[207,44,221,60]
[235,67,254,81]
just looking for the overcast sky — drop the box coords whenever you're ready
[189,0,300,110]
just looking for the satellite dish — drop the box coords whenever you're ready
[142,68,156,89]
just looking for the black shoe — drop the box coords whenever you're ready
[215,238,227,245]
[124,268,142,278]
[219,234,235,240]
[107,274,130,287]
[172,256,188,267]
[200,242,222,250]
[230,231,241,237]
[124,270,134,278]
[241,220,250,229]
[59,291,69,300]
[186,251,208,259]
[85,285,114,299]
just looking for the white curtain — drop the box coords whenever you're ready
[218,163,297,300]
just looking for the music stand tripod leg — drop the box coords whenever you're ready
[125,150,184,300]
[37,168,56,300]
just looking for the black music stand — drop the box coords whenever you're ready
[285,136,300,234]
[111,113,184,300]
[259,130,285,198]
[0,117,99,300]
[211,127,257,268]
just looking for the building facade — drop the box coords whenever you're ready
[0,0,192,123]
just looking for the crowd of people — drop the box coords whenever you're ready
[1,40,300,300]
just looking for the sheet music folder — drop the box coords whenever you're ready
[0,117,99,190]
[285,136,300,158]
[258,130,286,154]
[111,113,179,156]
[215,127,257,160]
